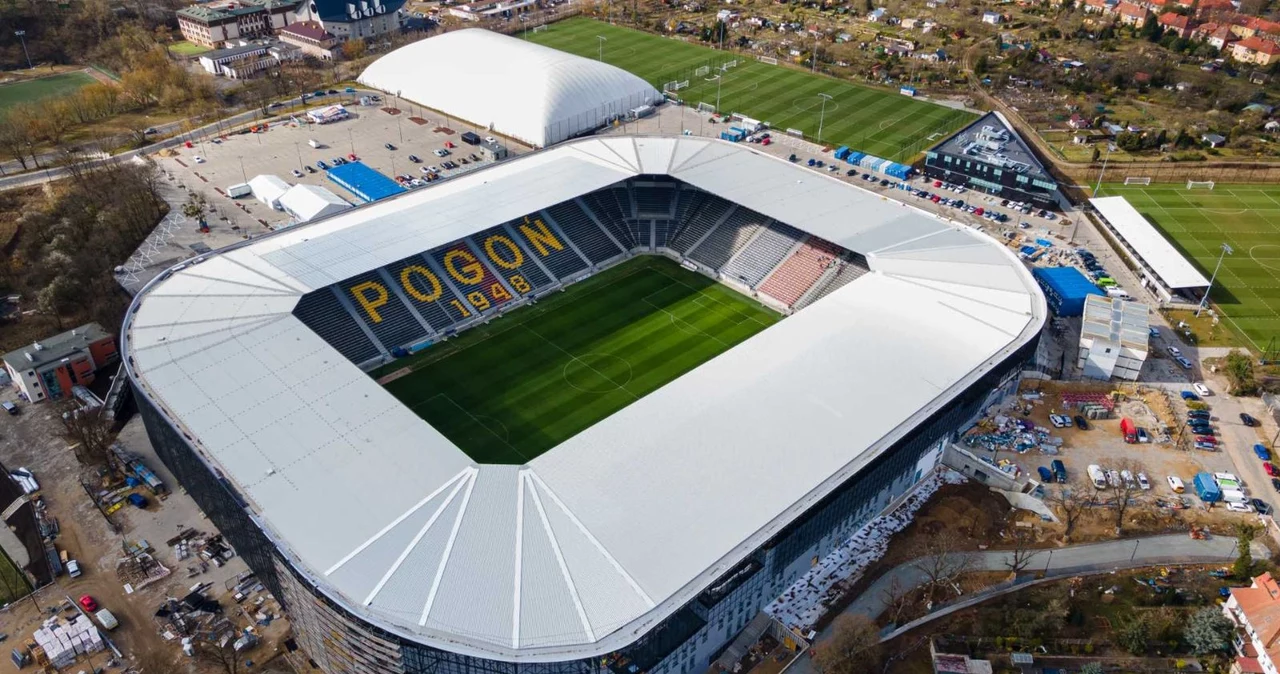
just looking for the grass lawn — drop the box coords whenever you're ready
[0,72,95,116]
[381,257,780,463]
[1096,182,1280,351]
[168,40,210,56]
[0,547,31,605]
[525,18,975,162]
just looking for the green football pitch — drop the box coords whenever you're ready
[525,18,975,162]
[379,257,781,463]
[0,72,95,116]
[1097,182,1280,350]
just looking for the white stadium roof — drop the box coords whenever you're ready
[125,137,1044,662]
[1090,196,1210,290]
[357,29,661,147]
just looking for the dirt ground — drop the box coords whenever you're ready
[0,388,294,674]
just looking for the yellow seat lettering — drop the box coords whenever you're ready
[400,265,442,303]
[444,249,485,285]
[490,283,512,302]
[349,281,388,323]
[483,235,524,270]
[518,218,565,257]
[509,275,531,294]
[466,291,491,311]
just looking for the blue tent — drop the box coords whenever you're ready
[1033,267,1105,317]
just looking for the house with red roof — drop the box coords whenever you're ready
[1225,572,1280,674]
[1232,34,1280,63]
[1117,1,1150,26]
[1159,11,1197,36]
[1195,0,1236,15]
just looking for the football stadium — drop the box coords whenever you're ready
[124,31,1045,674]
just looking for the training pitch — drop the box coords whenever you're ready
[380,257,781,463]
[1097,182,1280,349]
[0,72,96,116]
[525,18,974,162]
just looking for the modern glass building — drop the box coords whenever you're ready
[923,111,1063,211]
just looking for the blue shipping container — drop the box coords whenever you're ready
[834,146,851,160]
[1032,266,1106,317]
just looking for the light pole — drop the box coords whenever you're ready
[596,35,607,61]
[14,31,32,70]
[1196,242,1233,317]
[348,127,355,155]
[812,36,819,73]
[519,15,527,38]
[1092,143,1114,198]
[706,74,723,114]
[816,93,833,144]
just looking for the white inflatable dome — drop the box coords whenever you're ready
[358,29,661,147]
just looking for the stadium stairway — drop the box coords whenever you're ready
[758,237,842,308]
[669,195,733,253]
[544,201,625,265]
[720,221,805,289]
[687,207,770,271]
[578,192,634,250]
[795,255,871,310]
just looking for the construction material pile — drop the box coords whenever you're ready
[117,552,170,591]
[31,614,103,669]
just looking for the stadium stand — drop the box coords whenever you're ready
[292,289,382,364]
[429,242,515,313]
[634,182,675,218]
[669,196,734,253]
[504,217,590,280]
[383,255,470,330]
[667,188,710,247]
[470,224,555,294]
[341,269,433,350]
[544,201,624,264]
[654,219,677,250]
[796,254,871,309]
[688,207,770,270]
[759,237,843,307]
[579,191,634,249]
[721,222,805,288]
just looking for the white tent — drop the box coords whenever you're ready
[358,29,661,147]
[248,175,291,209]
[279,184,350,223]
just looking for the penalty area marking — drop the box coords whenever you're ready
[878,117,902,130]
[472,414,510,442]
[562,353,634,393]
[1250,244,1280,272]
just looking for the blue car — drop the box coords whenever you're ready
[1256,444,1272,461]
[1037,466,1053,482]
[1181,390,1199,401]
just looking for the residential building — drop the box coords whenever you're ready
[290,0,405,41]
[1204,23,1239,49]
[2,323,117,403]
[279,20,341,59]
[923,111,1063,211]
[1077,295,1149,380]
[1224,572,1280,674]
[1069,113,1091,129]
[1232,35,1280,64]
[1116,2,1149,27]
[198,41,280,77]
[449,0,539,21]
[177,0,299,49]
[1158,11,1196,36]
[1080,0,1112,14]
[1202,132,1227,147]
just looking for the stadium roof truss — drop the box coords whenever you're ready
[124,137,1045,662]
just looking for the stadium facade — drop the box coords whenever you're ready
[125,137,1045,674]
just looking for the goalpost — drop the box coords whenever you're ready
[722,59,739,69]
[663,80,689,92]
[1123,177,1152,185]
[756,55,779,65]
[531,24,548,33]
[697,102,717,114]
[694,65,710,77]
[1186,180,1216,190]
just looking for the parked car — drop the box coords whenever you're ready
[1037,466,1053,483]
[304,165,316,174]
[291,169,303,178]
[1167,475,1185,493]
[66,560,81,578]
[1136,428,1150,443]
[1180,390,1199,401]
[316,161,329,170]
[1256,444,1272,461]
[1266,463,1278,477]
[1242,413,1259,427]
[79,595,98,612]
[1193,382,1212,397]
[1176,356,1193,369]
[1167,345,1183,357]
[1,402,17,415]
[1051,459,1067,483]
[1137,472,1151,490]
[1252,498,1273,515]
[1073,415,1090,430]
[408,154,421,163]
[1227,502,1254,513]
[385,143,396,151]
[434,149,449,157]
[347,153,358,161]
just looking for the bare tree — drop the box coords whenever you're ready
[60,402,118,471]
[195,636,242,674]
[1003,527,1041,575]
[811,614,883,674]
[880,575,913,626]
[1046,480,1093,541]
[1104,459,1148,533]
[909,529,974,605]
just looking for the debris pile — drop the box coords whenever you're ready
[30,614,104,669]
[168,529,237,577]
[156,588,229,650]
[963,415,1060,455]
[116,552,170,591]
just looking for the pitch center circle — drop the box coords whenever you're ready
[791,97,840,115]
[562,353,633,393]
[1250,244,1280,271]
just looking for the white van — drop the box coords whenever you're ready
[1087,464,1107,489]
[1167,475,1185,493]
[95,608,118,631]
[1222,488,1249,504]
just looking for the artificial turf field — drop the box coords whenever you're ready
[1096,182,1280,349]
[524,18,975,162]
[0,72,95,116]
[380,257,781,463]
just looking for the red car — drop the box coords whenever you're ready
[933,180,943,188]
[1266,463,1279,477]
[347,153,358,162]
[444,141,456,148]
[974,207,984,216]
[79,595,98,612]
[1195,435,1217,445]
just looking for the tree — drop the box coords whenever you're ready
[1223,350,1258,395]
[1184,607,1234,655]
[60,403,118,470]
[181,191,208,225]
[1003,527,1040,575]
[1103,459,1147,533]
[1046,481,1093,540]
[1079,663,1104,674]
[881,576,913,626]
[1234,522,1259,580]
[1116,616,1149,655]
[811,614,883,674]
[341,37,368,61]
[910,529,974,605]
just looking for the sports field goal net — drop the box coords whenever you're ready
[531,24,548,33]
[756,55,778,65]
[1186,180,1216,190]
[697,102,717,113]
[663,80,690,92]
[723,59,739,69]
[694,65,710,77]
[1123,177,1152,185]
